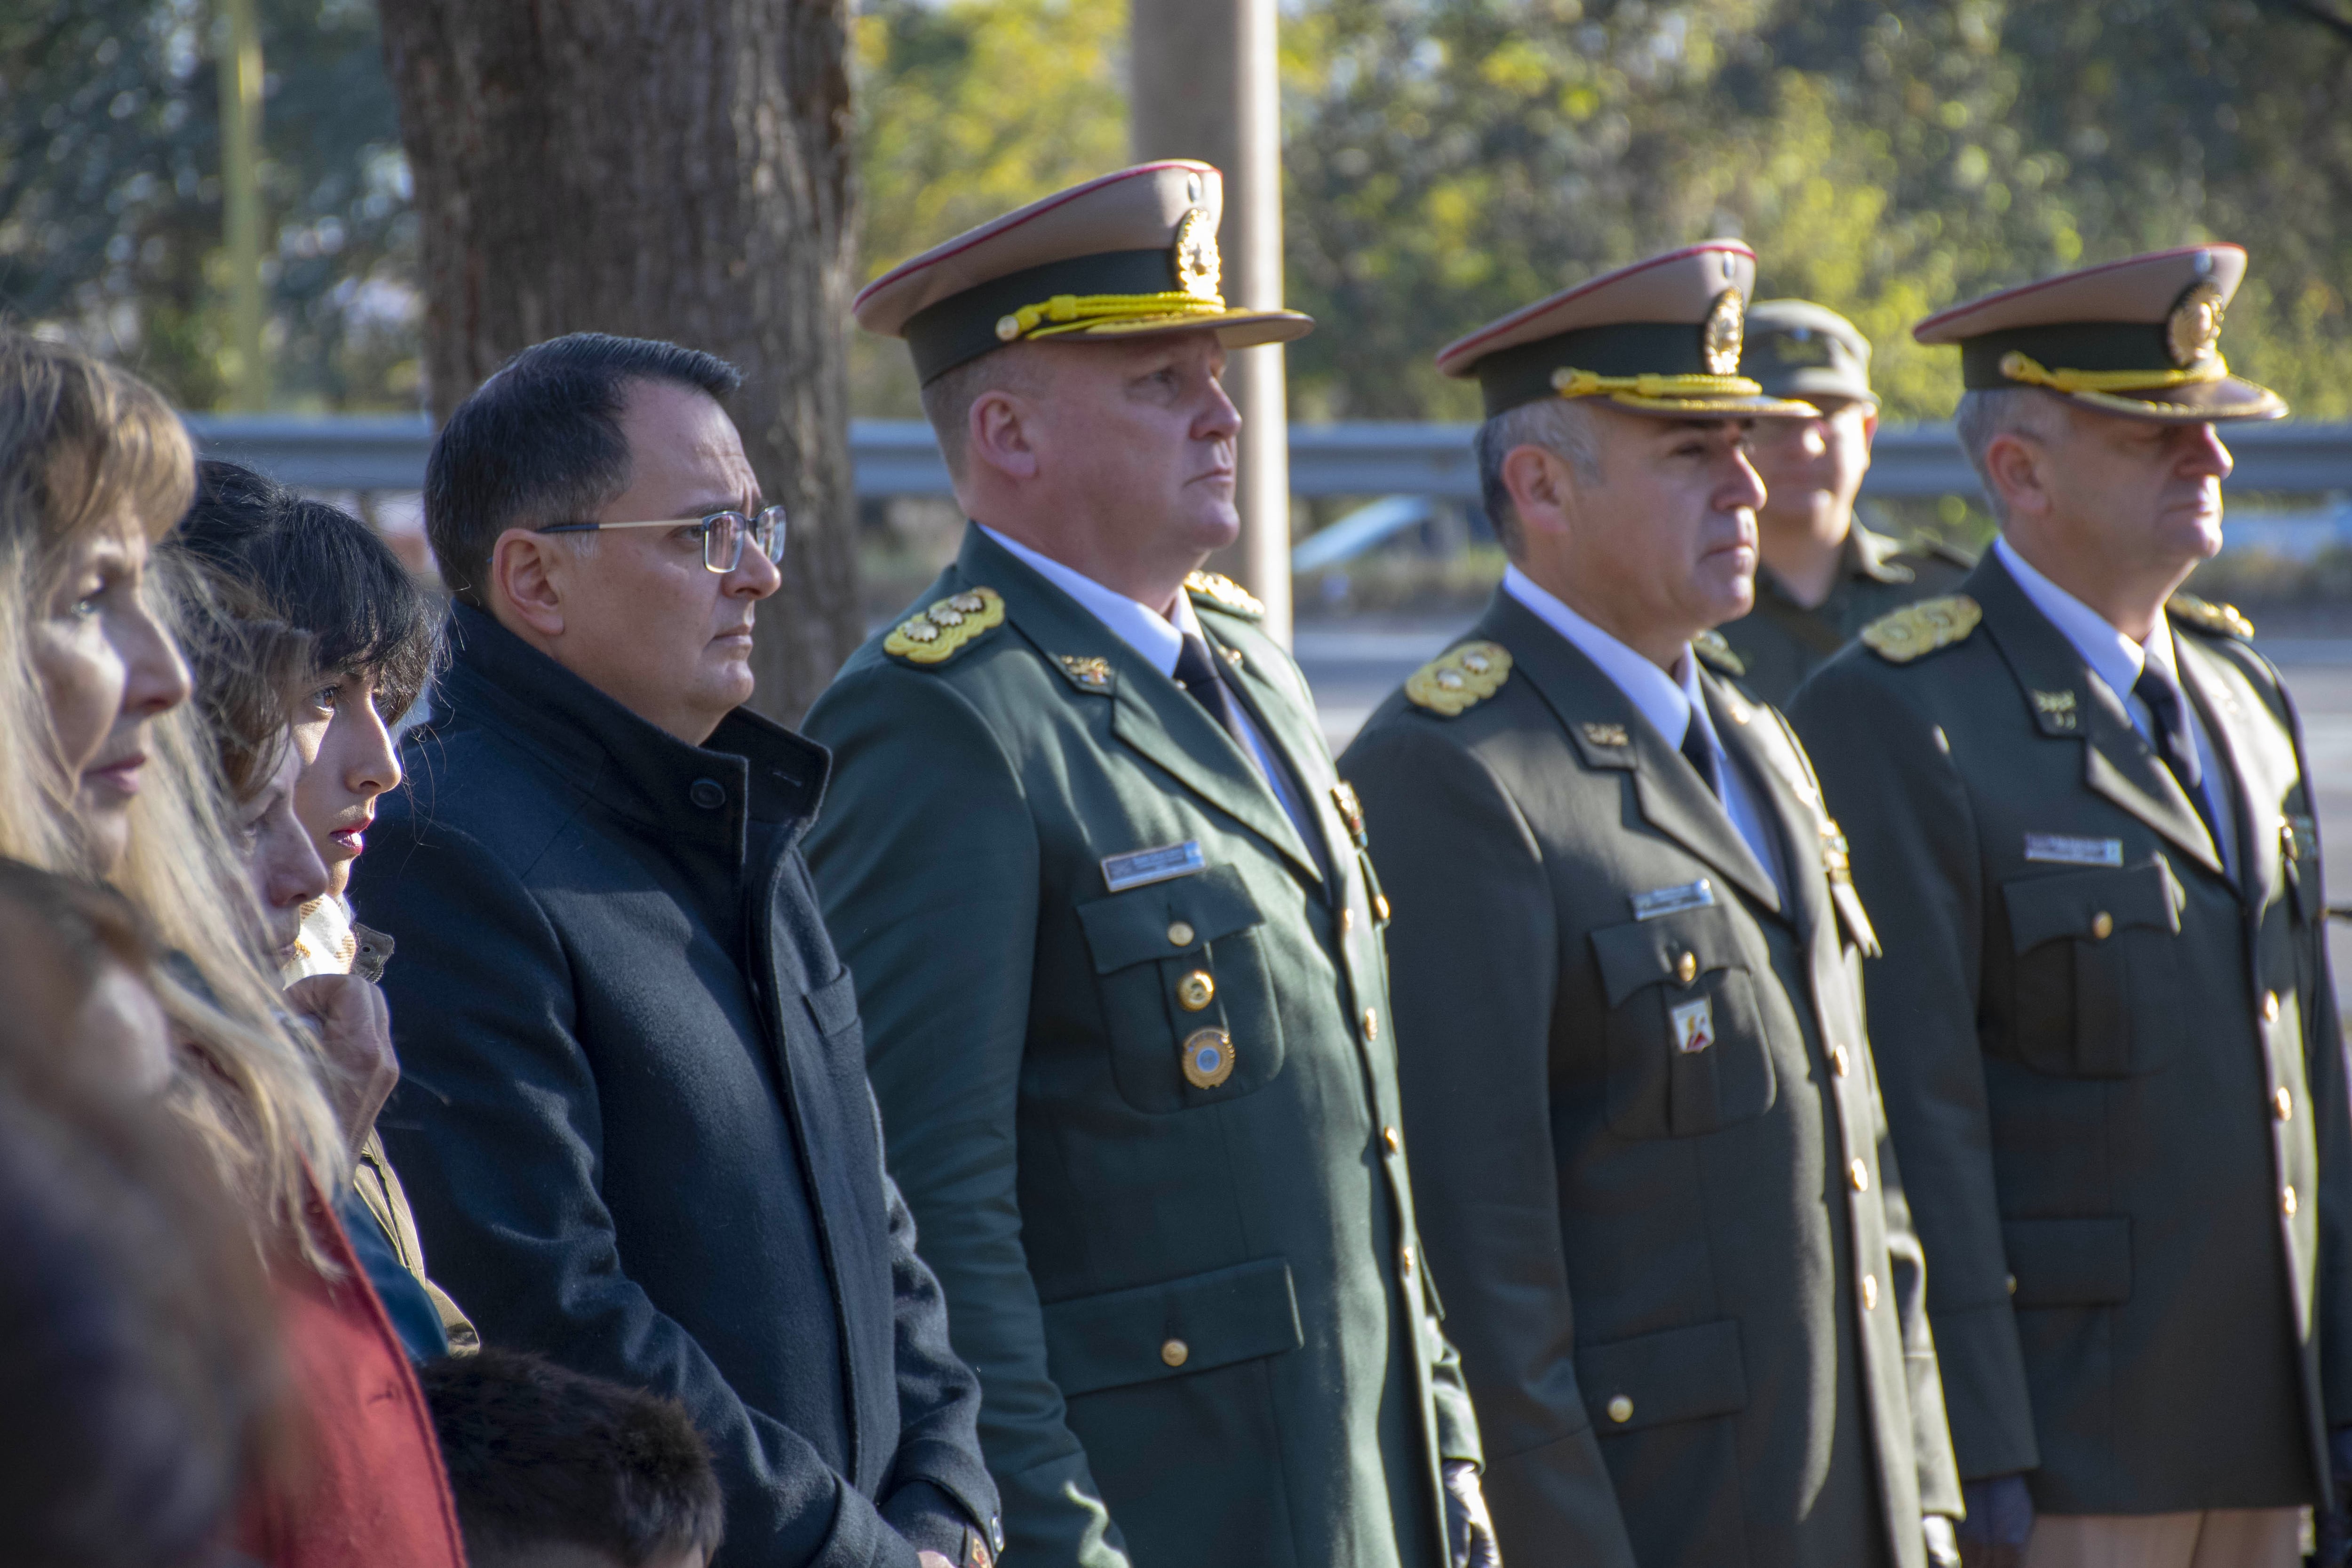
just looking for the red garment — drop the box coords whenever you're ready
[236,1182,467,1568]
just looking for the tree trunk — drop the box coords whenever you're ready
[378,0,858,723]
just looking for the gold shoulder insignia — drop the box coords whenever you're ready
[884,588,1005,665]
[1184,570,1265,621]
[2168,591,2255,641]
[1693,629,1746,677]
[1406,641,1512,716]
[1860,595,1982,664]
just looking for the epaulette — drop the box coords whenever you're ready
[1405,641,1512,716]
[1693,628,1746,677]
[1860,594,1981,664]
[884,588,1004,665]
[2167,591,2255,642]
[1184,570,1264,621]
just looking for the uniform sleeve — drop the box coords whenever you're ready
[1341,717,1639,1568]
[359,822,922,1568]
[803,666,1128,1568]
[1790,664,2041,1481]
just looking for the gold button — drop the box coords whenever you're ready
[1338,907,1354,934]
[1849,1158,1870,1193]
[1364,1007,1380,1040]
[1176,971,1215,1012]
[1831,1044,1851,1078]
[1676,951,1698,986]
[1374,893,1392,921]
[2277,1086,2295,1122]
[2284,1186,2299,1218]
[2006,1273,2018,1296]
[2091,911,2114,940]
[2263,991,2281,1023]
[1862,1274,1879,1311]
[1606,1395,1634,1424]
[1168,921,1195,948]
[1399,1244,1416,1277]
[1160,1338,1189,1368]
[1383,1125,1402,1154]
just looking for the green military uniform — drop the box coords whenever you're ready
[1715,298,1974,707]
[1342,244,1960,1568]
[1719,524,1974,707]
[1787,246,2351,1521]
[804,162,1478,1568]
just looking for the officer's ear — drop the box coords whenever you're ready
[967,387,1043,486]
[1981,429,2054,522]
[488,528,569,639]
[1501,443,1577,541]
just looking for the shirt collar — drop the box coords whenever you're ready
[1993,535,2178,697]
[979,525,1196,677]
[1502,564,1698,748]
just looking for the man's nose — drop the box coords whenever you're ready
[1724,446,1769,511]
[1197,372,1242,442]
[2180,422,2233,483]
[726,536,785,600]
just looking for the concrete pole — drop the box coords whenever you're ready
[1130,0,1292,645]
[218,0,266,410]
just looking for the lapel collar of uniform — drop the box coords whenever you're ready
[2173,630,2275,906]
[1971,550,2225,877]
[1492,592,1783,915]
[956,526,1322,881]
[1708,679,1823,938]
[1206,625,1348,881]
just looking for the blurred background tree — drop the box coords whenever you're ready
[4,0,2347,424]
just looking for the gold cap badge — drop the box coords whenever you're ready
[2166,280,2227,368]
[1701,289,1745,376]
[1174,206,1221,302]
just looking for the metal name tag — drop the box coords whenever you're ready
[1102,839,1208,893]
[1631,879,1715,921]
[2023,834,2123,868]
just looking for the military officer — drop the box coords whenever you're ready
[801,162,1495,1568]
[1340,242,1963,1568]
[1789,245,2352,1568]
[1716,299,1973,705]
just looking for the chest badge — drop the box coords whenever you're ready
[1181,1027,1235,1089]
[2030,689,2080,731]
[1671,997,1715,1055]
[1330,781,1369,848]
[1058,654,1113,692]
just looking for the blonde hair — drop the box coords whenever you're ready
[0,333,346,1265]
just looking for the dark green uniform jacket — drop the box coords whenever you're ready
[1788,551,2352,1514]
[1340,588,1961,1568]
[803,525,1479,1568]
[1718,523,1973,707]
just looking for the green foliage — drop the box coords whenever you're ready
[0,0,415,411]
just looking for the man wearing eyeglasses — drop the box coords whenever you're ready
[353,332,1003,1568]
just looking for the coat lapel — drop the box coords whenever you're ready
[1489,592,1783,916]
[955,527,1323,883]
[1710,679,1826,942]
[2174,630,2282,908]
[1210,629,1349,883]
[1971,552,2225,879]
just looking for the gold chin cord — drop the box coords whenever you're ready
[1996,349,2229,394]
[994,290,1232,343]
[1549,366,1766,399]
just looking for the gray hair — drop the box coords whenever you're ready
[919,342,1051,479]
[1474,396,1605,557]
[1953,387,2065,526]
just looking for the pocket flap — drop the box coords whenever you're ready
[1042,1257,1303,1397]
[1590,904,1747,1009]
[1076,862,1262,974]
[2003,1216,2131,1307]
[1576,1318,1748,1433]
[2002,860,2182,955]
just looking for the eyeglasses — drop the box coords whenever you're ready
[535,505,787,574]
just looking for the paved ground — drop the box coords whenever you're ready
[1295,621,2352,990]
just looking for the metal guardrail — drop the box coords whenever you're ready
[186,414,2352,502]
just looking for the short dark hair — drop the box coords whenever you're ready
[418,1348,726,1568]
[424,333,743,608]
[175,461,440,723]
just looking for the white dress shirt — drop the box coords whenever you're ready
[1993,536,2237,877]
[979,526,1322,852]
[1502,565,1789,901]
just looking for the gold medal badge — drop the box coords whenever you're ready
[1701,289,1745,376]
[2166,280,2227,369]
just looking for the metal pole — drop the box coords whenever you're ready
[1130,0,1293,644]
[218,0,265,411]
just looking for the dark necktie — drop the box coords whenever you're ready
[1175,632,1245,748]
[1680,716,1720,800]
[2134,663,2219,846]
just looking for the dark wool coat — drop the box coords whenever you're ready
[356,605,998,1568]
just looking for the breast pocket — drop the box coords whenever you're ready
[2000,859,2184,1077]
[1075,863,1288,1114]
[1589,904,1775,1139]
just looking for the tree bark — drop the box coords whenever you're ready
[378,0,858,723]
